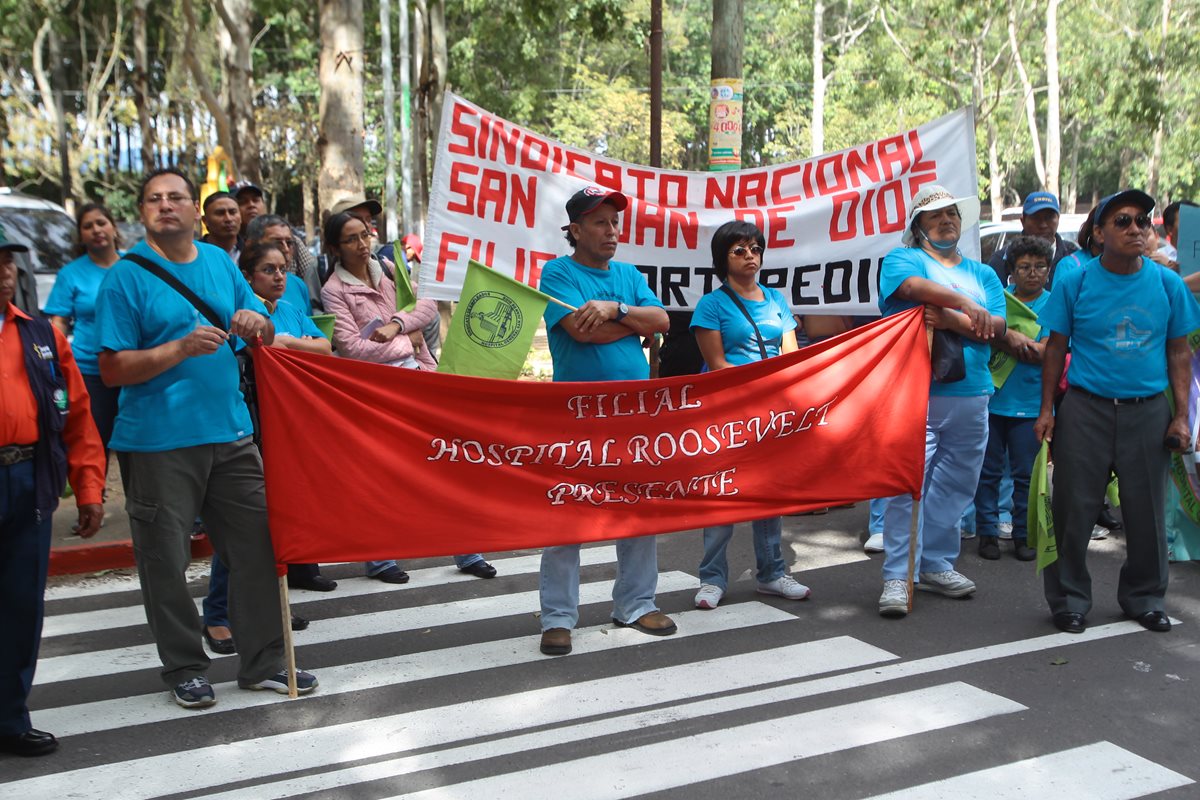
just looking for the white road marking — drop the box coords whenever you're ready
[863,741,1194,799]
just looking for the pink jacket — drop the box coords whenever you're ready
[320,259,439,369]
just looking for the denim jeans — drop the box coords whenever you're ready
[365,553,484,576]
[882,395,989,581]
[540,536,660,630]
[203,554,230,628]
[961,466,1013,535]
[975,414,1039,540]
[698,517,787,589]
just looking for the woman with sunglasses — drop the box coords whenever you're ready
[1034,190,1199,635]
[690,220,810,609]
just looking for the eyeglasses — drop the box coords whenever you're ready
[142,193,193,207]
[1111,213,1152,230]
[255,266,285,276]
[340,232,373,246]
[1013,263,1050,273]
[730,245,764,258]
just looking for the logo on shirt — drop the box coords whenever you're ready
[1114,315,1152,352]
[463,290,523,348]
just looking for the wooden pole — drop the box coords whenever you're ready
[278,576,298,698]
[908,324,935,612]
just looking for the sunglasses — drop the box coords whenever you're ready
[730,245,764,258]
[1111,213,1152,230]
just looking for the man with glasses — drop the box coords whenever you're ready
[1034,189,1200,635]
[95,168,318,707]
[246,214,322,312]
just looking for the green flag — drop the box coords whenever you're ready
[1027,440,1058,573]
[988,290,1042,389]
[438,259,551,379]
[395,262,417,313]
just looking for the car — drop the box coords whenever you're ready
[0,188,75,311]
[979,221,1023,264]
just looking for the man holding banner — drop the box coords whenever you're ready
[536,187,673,656]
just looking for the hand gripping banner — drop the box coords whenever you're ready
[255,307,930,564]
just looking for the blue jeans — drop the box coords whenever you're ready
[975,414,1038,540]
[365,554,484,576]
[540,536,660,630]
[960,468,1012,535]
[698,517,787,589]
[882,395,989,581]
[204,553,230,628]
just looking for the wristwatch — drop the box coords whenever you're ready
[614,302,629,322]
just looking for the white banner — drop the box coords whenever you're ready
[421,93,979,315]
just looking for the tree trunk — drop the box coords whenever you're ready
[0,105,8,187]
[711,0,744,170]
[399,0,414,234]
[302,172,316,243]
[1063,122,1080,212]
[1008,1,1045,188]
[1147,0,1171,198]
[429,0,447,155]
[412,0,427,235]
[133,0,155,173]
[811,0,825,156]
[988,119,1003,222]
[182,0,238,172]
[213,0,262,184]
[1043,0,1061,195]
[318,0,366,213]
[380,0,398,240]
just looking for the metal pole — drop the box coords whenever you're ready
[399,0,414,237]
[380,0,398,241]
[650,0,662,169]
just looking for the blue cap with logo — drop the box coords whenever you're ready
[1023,192,1060,216]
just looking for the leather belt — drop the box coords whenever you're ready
[0,445,36,466]
[1071,387,1161,405]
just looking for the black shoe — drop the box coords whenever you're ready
[978,535,1001,560]
[1013,539,1036,561]
[291,614,309,631]
[0,729,58,757]
[1097,507,1123,531]
[203,627,237,655]
[288,574,338,592]
[370,566,410,584]
[460,560,497,579]
[1053,612,1086,634]
[1134,610,1171,632]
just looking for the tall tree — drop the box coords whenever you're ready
[318,0,366,212]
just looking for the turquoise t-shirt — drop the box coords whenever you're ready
[1039,256,1200,399]
[690,285,796,366]
[96,241,268,452]
[43,253,121,375]
[269,298,323,339]
[989,290,1050,418]
[879,247,1007,397]
[284,272,313,315]
[540,255,663,382]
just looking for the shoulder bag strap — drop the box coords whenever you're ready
[719,283,769,360]
[124,252,236,353]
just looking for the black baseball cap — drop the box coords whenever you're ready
[0,223,29,253]
[1095,189,1155,225]
[562,187,628,230]
[233,181,265,199]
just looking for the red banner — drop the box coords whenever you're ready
[254,308,930,564]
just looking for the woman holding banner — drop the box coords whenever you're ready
[320,212,497,584]
[876,185,1007,618]
[690,220,811,609]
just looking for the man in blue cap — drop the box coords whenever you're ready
[988,191,1079,288]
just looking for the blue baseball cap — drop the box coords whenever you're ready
[1023,192,1060,215]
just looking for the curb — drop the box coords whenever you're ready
[49,537,214,577]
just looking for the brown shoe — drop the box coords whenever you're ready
[540,627,572,656]
[613,610,677,636]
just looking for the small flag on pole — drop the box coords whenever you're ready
[1027,440,1058,573]
[437,259,552,379]
[395,263,417,313]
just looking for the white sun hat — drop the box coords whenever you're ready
[901,184,981,246]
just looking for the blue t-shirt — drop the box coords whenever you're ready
[43,253,121,375]
[1039,256,1200,399]
[95,241,269,452]
[284,272,313,315]
[989,290,1050,418]
[690,285,796,366]
[879,247,1007,397]
[269,298,323,339]
[540,255,663,382]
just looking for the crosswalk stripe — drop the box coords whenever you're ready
[863,741,1194,799]
[189,618,1160,800]
[34,570,697,684]
[386,682,1025,800]
[10,636,897,800]
[41,547,620,638]
[37,602,801,738]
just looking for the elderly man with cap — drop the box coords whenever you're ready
[1034,189,1199,635]
[1,226,105,756]
[536,186,672,656]
[875,185,1007,619]
[987,191,1079,289]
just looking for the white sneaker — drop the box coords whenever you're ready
[863,532,884,553]
[998,521,1014,540]
[879,580,908,617]
[1090,525,1109,540]
[917,570,977,598]
[960,527,976,540]
[694,583,724,609]
[757,575,811,600]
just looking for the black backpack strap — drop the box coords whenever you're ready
[719,283,769,360]
[123,252,236,353]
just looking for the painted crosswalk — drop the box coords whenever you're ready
[9,549,1194,800]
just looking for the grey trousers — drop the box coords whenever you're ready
[118,438,284,688]
[1043,389,1171,617]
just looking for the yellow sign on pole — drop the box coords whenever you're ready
[708,78,743,171]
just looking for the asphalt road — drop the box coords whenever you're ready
[7,504,1199,800]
